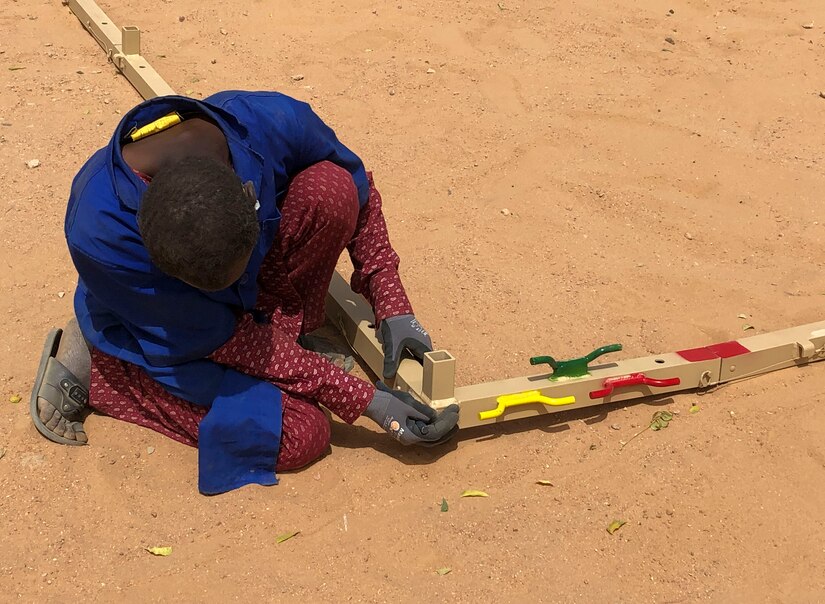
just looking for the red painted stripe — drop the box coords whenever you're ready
[676,346,718,362]
[706,341,751,358]
[676,340,751,362]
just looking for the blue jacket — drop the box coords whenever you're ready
[66,91,369,494]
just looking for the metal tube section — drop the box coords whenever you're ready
[121,26,141,56]
[422,350,456,407]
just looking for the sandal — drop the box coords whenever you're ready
[298,333,356,373]
[29,328,90,446]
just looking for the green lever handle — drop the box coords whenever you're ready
[530,343,623,380]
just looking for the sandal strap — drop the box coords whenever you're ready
[38,357,89,420]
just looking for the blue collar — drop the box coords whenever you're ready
[107,95,264,211]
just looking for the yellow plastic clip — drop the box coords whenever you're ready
[478,390,576,421]
[127,112,183,142]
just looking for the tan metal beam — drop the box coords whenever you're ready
[323,271,452,403]
[325,270,825,429]
[64,0,175,99]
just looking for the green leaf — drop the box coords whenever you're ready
[606,520,626,535]
[535,480,554,486]
[460,490,489,498]
[276,531,300,544]
[8,394,21,404]
[436,567,452,575]
[689,404,700,414]
[440,497,448,512]
[649,410,674,431]
[145,546,172,556]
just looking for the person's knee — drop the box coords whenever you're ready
[293,161,359,236]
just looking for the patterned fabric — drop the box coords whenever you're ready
[349,176,415,322]
[88,161,411,470]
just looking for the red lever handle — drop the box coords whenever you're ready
[589,372,681,399]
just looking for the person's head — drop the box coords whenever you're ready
[137,155,259,291]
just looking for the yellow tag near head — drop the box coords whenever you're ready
[127,112,183,142]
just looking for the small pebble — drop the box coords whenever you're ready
[388,88,395,96]
[76,70,84,74]
[147,446,155,455]
[500,208,511,216]
[26,159,40,169]
[665,37,675,45]
[0,448,5,460]
[684,232,693,240]
[291,74,305,81]
[819,91,825,99]
[151,511,157,518]
[802,22,814,30]
[178,15,186,22]
[426,67,436,74]
[610,423,621,430]
[211,59,217,64]
[57,291,65,298]
[219,27,228,35]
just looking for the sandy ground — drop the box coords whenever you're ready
[1,0,825,601]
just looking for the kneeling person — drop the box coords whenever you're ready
[30,91,459,494]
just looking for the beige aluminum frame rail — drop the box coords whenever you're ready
[64,0,175,99]
[327,272,825,428]
[65,0,825,429]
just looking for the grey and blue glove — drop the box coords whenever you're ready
[363,382,460,447]
[377,314,433,379]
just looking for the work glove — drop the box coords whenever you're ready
[377,314,433,379]
[363,382,460,447]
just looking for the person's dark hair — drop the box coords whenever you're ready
[137,155,259,291]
